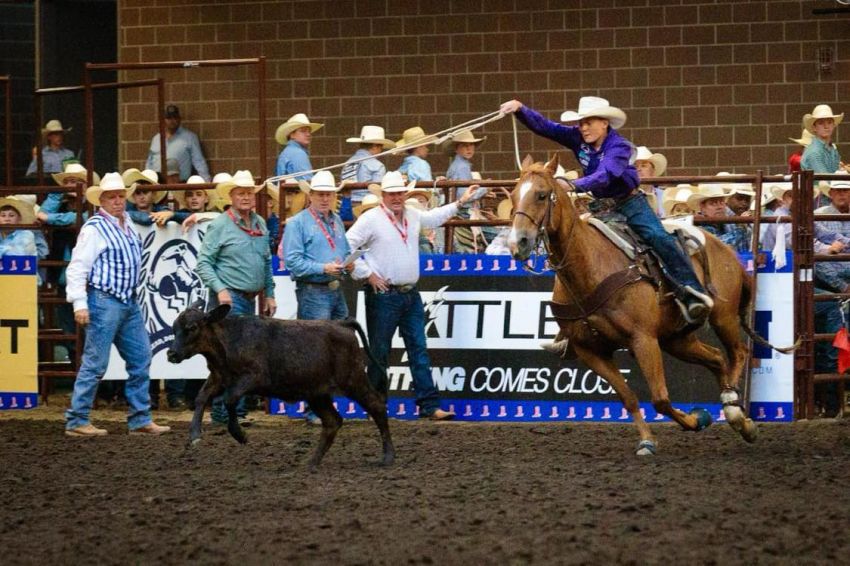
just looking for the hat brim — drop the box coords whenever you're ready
[275,122,324,145]
[560,107,626,130]
[396,134,439,150]
[127,184,166,205]
[381,180,417,193]
[0,198,36,224]
[42,127,71,136]
[346,137,396,149]
[85,187,129,207]
[804,112,844,134]
[788,136,812,146]
[51,171,101,187]
[353,201,380,218]
[216,182,262,203]
[686,191,728,211]
[441,135,486,153]
[636,154,667,177]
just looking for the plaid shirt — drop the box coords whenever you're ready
[698,211,752,252]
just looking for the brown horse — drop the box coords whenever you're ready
[508,155,781,455]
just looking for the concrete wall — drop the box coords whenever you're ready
[116,0,850,180]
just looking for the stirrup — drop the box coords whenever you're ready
[674,297,709,325]
[541,339,570,359]
[682,285,714,309]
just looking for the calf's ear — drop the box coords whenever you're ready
[205,303,231,323]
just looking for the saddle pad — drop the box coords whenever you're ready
[586,217,704,258]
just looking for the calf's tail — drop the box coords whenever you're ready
[339,319,386,370]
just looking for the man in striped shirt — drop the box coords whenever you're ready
[64,172,171,437]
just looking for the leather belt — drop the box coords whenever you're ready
[384,284,416,294]
[299,280,341,291]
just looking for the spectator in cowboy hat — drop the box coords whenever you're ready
[801,104,848,177]
[721,174,756,217]
[63,172,171,436]
[0,196,48,262]
[145,104,211,182]
[26,119,77,177]
[353,192,380,218]
[340,125,396,220]
[444,131,488,253]
[274,113,323,181]
[501,95,714,322]
[346,171,488,420]
[634,145,667,216]
[815,171,850,244]
[662,184,695,217]
[122,168,170,227]
[405,187,440,253]
[282,170,353,425]
[39,163,98,226]
[788,129,813,174]
[397,127,439,183]
[196,170,276,427]
[689,180,750,252]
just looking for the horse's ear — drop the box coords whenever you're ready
[521,154,534,169]
[544,154,560,175]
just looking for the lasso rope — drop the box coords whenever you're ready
[263,110,509,187]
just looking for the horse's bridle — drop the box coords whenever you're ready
[513,173,576,274]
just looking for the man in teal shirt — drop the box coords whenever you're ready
[196,170,276,425]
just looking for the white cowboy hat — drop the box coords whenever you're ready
[688,183,730,211]
[346,125,395,149]
[803,104,844,134]
[662,184,695,216]
[406,188,434,203]
[296,170,341,195]
[396,126,438,150]
[440,128,486,152]
[275,113,323,145]
[768,182,793,203]
[560,96,627,129]
[0,196,37,224]
[818,171,850,199]
[216,169,262,202]
[788,129,813,146]
[52,163,100,187]
[714,172,755,197]
[173,175,215,210]
[405,198,426,212]
[122,168,158,187]
[379,170,415,193]
[85,172,129,207]
[42,119,71,136]
[634,146,667,176]
[353,193,381,217]
[212,172,232,184]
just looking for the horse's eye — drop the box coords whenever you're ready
[536,191,547,201]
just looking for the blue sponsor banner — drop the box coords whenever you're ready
[749,401,793,422]
[270,396,728,423]
[0,255,38,275]
[0,393,38,410]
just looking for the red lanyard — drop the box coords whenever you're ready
[381,204,408,244]
[307,207,337,251]
[227,209,264,237]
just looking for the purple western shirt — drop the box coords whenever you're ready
[516,106,640,199]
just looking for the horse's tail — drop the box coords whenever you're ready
[738,272,800,354]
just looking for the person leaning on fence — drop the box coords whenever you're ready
[0,196,48,265]
[404,187,439,254]
[282,170,352,425]
[340,125,396,221]
[26,119,76,177]
[500,96,713,323]
[196,169,276,427]
[122,168,169,227]
[661,184,695,218]
[687,181,751,253]
[397,127,438,183]
[345,171,487,420]
[145,104,211,182]
[63,173,171,437]
[274,113,323,181]
[634,145,667,216]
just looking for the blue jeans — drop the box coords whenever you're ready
[296,283,349,420]
[616,192,706,293]
[296,283,349,320]
[65,290,152,430]
[209,289,254,422]
[814,288,842,412]
[365,287,440,414]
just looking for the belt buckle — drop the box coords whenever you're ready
[328,280,340,291]
[399,284,413,293]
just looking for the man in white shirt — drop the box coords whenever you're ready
[64,172,171,437]
[346,171,484,420]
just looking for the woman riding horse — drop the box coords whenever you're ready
[499,97,713,323]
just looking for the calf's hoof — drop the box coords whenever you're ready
[380,452,396,467]
[186,437,201,449]
[635,439,657,456]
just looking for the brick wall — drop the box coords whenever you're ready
[117,0,850,180]
[0,1,36,184]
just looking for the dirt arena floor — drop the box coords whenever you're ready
[2,403,850,565]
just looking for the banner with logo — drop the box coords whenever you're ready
[271,252,794,423]
[0,255,38,409]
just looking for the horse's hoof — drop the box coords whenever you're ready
[188,437,201,448]
[380,453,396,467]
[690,407,713,432]
[635,439,657,456]
[741,418,758,443]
